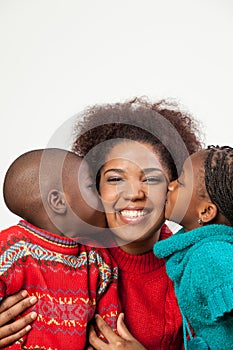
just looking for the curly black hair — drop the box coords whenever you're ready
[72,97,204,185]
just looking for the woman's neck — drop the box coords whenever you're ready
[115,230,161,255]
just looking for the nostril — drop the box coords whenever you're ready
[123,189,145,201]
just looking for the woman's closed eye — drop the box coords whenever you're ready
[107,176,124,183]
[142,176,165,184]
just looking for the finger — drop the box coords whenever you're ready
[89,324,108,350]
[0,324,32,349]
[0,311,37,339]
[0,291,29,313]
[117,313,135,341]
[0,296,37,326]
[95,314,119,343]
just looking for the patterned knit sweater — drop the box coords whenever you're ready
[109,224,183,350]
[154,224,233,350]
[0,220,121,350]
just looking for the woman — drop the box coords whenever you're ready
[0,98,203,349]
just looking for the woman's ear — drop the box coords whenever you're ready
[199,201,218,224]
[47,189,67,214]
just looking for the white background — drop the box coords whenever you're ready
[1,0,233,228]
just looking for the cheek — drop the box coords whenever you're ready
[77,196,106,228]
[100,197,115,220]
[87,191,104,212]
[99,182,118,206]
[168,188,178,205]
[74,187,104,216]
[150,185,167,208]
[165,190,177,219]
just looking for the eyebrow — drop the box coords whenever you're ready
[103,168,165,175]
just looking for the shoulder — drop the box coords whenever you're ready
[0,224,24,246]
[191,238,233,262]
[186,240,232,275]
[81,244,117,268]
[188,240,233,293]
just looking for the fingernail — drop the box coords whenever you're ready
[29,296,37,304]
[25,325,31,331]
[30,312,37,320]
[22,290,28,297]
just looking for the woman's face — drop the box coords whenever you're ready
[99,141,170,249]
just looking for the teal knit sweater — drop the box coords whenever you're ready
[154,224,233,350]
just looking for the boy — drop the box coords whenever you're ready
[154,145,233,350]
[1,148,121,349]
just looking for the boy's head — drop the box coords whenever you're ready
[3,148,106,237]
[165,145,233,231]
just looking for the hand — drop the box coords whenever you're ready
[87,313,147,350]
[0,290,37,348]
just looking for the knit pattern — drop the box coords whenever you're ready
[109,224,183,350]
[0,221,121,350]
[154,224,233,350]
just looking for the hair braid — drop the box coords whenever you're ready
[205,145,233,225]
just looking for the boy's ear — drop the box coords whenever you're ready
[199,201,218,223]
[47,190,67,214]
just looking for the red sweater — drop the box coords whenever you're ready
[0,220,121,350]
[109,224,183,350]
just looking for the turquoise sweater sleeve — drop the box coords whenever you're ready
[189,241,233,321]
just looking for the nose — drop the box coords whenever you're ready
[121,181,146,201]
[168,179,177,192]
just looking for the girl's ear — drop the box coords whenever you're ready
[47,190,67,214]
[199,201,218,224]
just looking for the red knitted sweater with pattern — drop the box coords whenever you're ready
[109,224,183,350]
[0,220,121,350]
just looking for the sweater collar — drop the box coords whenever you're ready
[18,220,80,248]
[154,224,233,259]
[154,224,233,285]
[109,224,172,273]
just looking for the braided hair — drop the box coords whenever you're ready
[205,145,233,225]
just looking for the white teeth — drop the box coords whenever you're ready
[120,210,147,218]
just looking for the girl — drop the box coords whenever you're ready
[154,145,233,350]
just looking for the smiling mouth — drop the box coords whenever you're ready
[119,209,149,218]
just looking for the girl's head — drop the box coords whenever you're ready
[165,145,233,231]
[72,98,203,251]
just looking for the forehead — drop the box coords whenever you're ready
[183,151,205,178]
[105,141,163,168]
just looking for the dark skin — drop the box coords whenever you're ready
[0,149,107,347]
[0,300,145,349]
[0,304,145,349]
[87,314,146,350]
[0,98,204,347]
[0,291,37,348]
